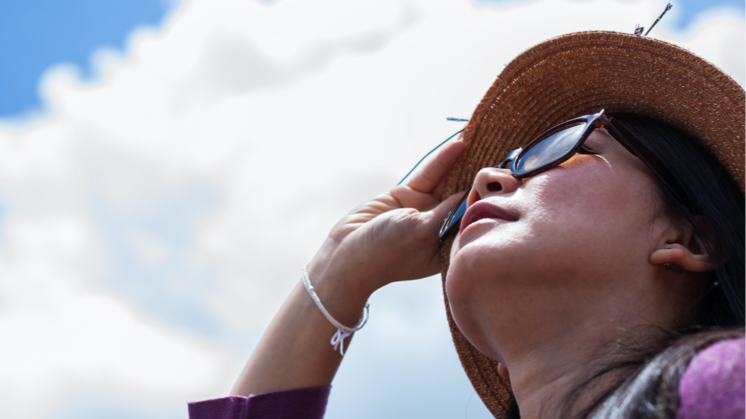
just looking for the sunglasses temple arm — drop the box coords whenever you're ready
[606,118,688,205]
[498,150,521,169]
[439,185,472,241]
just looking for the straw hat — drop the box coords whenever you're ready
[439,30,745,418]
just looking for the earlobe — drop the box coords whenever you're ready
[650,243,714,273]
[497,363,510,380]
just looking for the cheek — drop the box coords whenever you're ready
[446,221,538,341]
[447,165,658,304]
[444,160,660,354]
[537,164,638,216]
[529,164,659,265]
[445,248,505,358]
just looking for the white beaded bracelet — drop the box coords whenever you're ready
[301,268,370,356]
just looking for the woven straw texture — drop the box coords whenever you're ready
[439,31,745,419]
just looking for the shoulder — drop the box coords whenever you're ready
[677,337,745,419]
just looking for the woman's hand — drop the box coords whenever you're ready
[231,138,465,396]
[308,139,466,297]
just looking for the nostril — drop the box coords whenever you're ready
[487,182,503,192]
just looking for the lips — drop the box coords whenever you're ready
[459,201,517,234]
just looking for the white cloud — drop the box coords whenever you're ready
[0,216,233,418]
[0,0,742,417]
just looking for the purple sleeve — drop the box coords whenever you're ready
[677,338,745,419]
[188,386,331,419]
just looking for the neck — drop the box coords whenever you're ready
[504,321,637,419]
[457,262,697,418]
[492,286,683,419]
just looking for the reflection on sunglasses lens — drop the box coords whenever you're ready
[514,123,586,173]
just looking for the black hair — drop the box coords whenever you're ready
[543,113,744,419]
[612,113,744,328]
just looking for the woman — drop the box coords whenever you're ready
[189,31,745,419]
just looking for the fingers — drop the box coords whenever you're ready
[389,139,466,211]
[418,191,468,273]
[389,187,440,212]
[406,139,466,194]
[345,139,466,233]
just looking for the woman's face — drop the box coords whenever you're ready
[446,127,673,361]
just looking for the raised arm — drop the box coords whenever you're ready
[230,139,466,396]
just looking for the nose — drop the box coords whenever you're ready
[466,167,521,207]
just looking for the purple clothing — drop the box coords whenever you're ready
[677,338,745,419]
[190,339,745,419]
[189,386,330,419]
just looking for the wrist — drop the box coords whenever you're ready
[301,256,373,357]
[307,245,378,302]
[301,268,369,356]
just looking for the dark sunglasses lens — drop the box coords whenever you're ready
[513,122,587,174]
[439,189,470,240]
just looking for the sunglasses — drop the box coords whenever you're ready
[437,109,685,241]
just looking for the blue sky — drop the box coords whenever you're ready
[0,0,172,117]
[0,0,744,118]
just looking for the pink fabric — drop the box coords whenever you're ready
[677,338,745,419]
[188,386,330,419]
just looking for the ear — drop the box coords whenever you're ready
[650,232,714,273]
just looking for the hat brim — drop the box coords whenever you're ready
[440,30,745,418]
